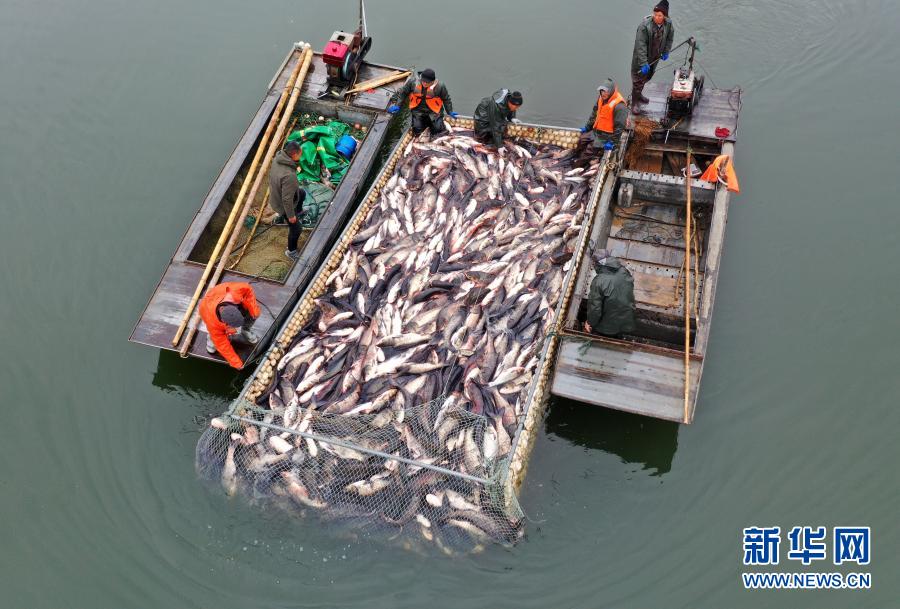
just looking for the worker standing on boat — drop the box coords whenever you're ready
[584,250,636,338]
[630,1,674,113]
[199,281,261,369]
[387,68,457,137]
[473,89,523,149]
[581,79,628,152]
[268,140,307,261]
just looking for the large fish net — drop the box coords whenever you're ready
[197,398,523,553]
[197,124,602,552]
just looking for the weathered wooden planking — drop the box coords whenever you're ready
[620,170,716,206]
[607,236,704,268]
[610,212,703,250]
[693,142,734,356]
[129,262,293,367]
[552,335,702,423]
[641,83,741,142]
[579,258,705,310]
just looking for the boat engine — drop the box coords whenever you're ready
[664,37,703,126]
[322,0,372,97]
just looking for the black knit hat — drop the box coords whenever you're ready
[508,91,523,105]
[419,68,436,82]
[653,0,669,15]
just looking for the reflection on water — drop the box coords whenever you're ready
[545,397,678,475]
[152,351,247,398]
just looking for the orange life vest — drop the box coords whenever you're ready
[592,89,626,134]
[409,81,444,113]
[700,154,741,193]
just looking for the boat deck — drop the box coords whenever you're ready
[130,48,405,367]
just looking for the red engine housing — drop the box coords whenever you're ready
[323,31,354,66]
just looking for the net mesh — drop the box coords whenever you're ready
[197,124,601,552]
[197,399,524,553]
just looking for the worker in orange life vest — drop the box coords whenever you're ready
[388,68,457,137]
[198,281,261,369]
[581,79,629,153]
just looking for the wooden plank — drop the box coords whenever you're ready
[641,84,742,142]
[694,143,734,356]
[610,213,700,249]
[550,337,702,422]
[620,170,716,206]
[129,262,293,368]
[607,236,701,268]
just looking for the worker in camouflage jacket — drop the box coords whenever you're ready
[474,89,523,149]
[631,0,674,112]
[388,68,457,136]
[585,250,636,337]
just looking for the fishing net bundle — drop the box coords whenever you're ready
[198,126,601,551]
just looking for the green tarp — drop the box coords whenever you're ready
[287,121,350,184]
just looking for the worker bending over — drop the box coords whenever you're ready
[268,140,307,261]
[584,250,636,338]
[631,0,674,113]
[388,68,457,137]
[581,79,628,153]
[199,281,261,369]
[474,89,523,149]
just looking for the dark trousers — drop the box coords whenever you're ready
[285,189,306,252]
[631,65,657,99]
[411,112,446,136]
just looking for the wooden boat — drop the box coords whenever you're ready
[129,45,408,367]
[549,82,743,423]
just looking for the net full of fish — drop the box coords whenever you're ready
[198,125,602,552]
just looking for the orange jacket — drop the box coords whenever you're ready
[409,82,444,113]
[198,282,260,369]
[592,89,626,134]
[700,154,740,193]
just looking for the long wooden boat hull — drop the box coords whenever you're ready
[129,47,408,367]
[550,82,742,423]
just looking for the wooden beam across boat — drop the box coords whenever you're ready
[129,46,409,367]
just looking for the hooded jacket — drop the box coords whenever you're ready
[199,282,261,369]
[586,258,636,336]
[474,89,517,148]
[268,149,300,220]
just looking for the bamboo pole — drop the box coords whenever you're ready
[178,44,314,357]
[171,43,308,347]
[344,70,411,95]
[229,115,299,269]
[683,151,693,424]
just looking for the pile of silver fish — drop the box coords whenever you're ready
[200,126,602,551]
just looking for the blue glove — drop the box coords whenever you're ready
[580,126,589,133]
[640,63,650,75]
[661,52,669,61]
[603,140,615,151]
[448,111,459,118]
[387,104,401,114]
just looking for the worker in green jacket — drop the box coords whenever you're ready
[388,68,457,137]
[580,79,629,153]
[474,89,523,149]
[631,0,674,113]
[585,250,636,338]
